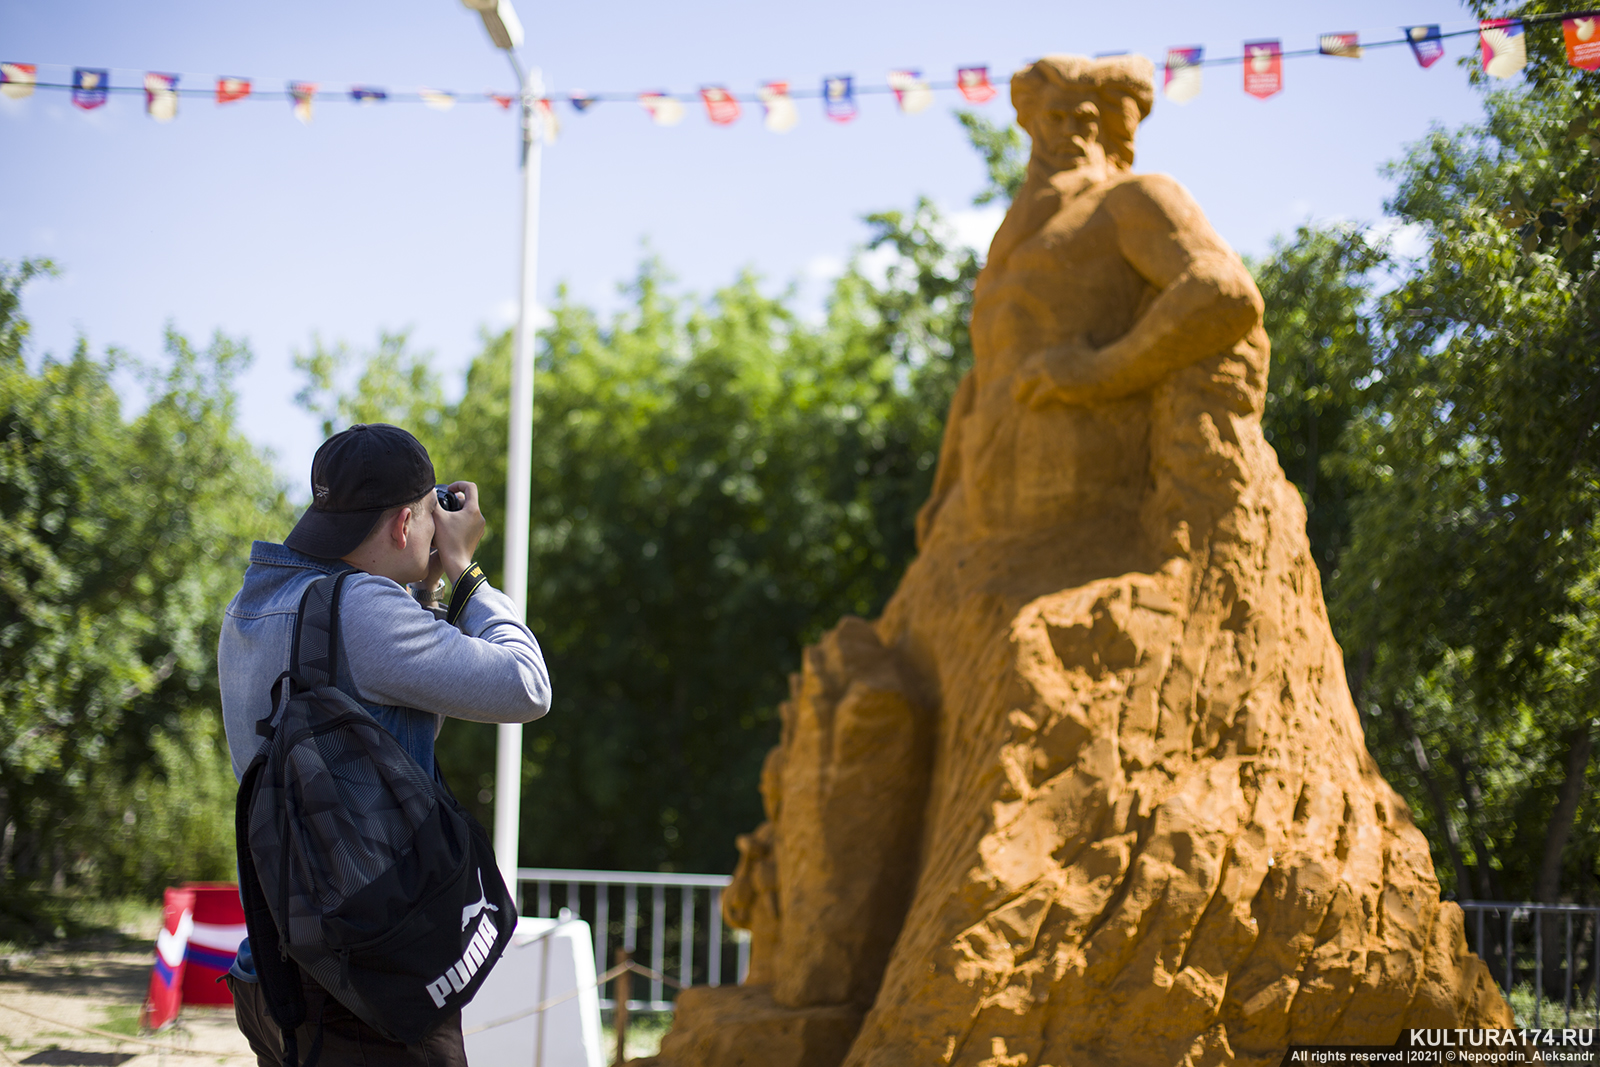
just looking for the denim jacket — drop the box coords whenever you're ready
[219,543,441,777]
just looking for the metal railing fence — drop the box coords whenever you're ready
[508,880,1595,1022]
[515,868,748,1012]
[1459,901,1600,1027]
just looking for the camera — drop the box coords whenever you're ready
[436,485,463,512]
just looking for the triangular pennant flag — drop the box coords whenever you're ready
[700,86,741,125]
[1564,15,1600,70]
[956,66,997,103]
[216,77,251,104]
[72,68,109,111]
[491,94,514,110]
[822,75,857,122]
[537,98,559,142]
[1242,40,1282,99]
[1163,47,1202,104]
[758,81,797,132]
[419,88,456,111]
[1,63,37,100]
[1319,33,1362,59]
[0,61,35,99]
[1481,19,1526,79]
[350,87,387,104]
[888,69,933,114]
[1404,25,1445,68]
[289,82,316,124]
[144,73,178,122]
[639,91,684,126]
[569,93,597,112]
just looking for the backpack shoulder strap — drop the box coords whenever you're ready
[289,570,352,689]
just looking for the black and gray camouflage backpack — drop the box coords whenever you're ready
[236,570,516,1066]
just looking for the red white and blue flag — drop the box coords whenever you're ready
[420,88,456,110]
[1163,47,1202,104]
[1,62,36,100]
[822,75,856,122]
[1564,15,1600,70]
[700,86,741,125]
[888,69,932,114]
[956,66,996,103]
[1404,26,1445,68]
[1480,18,1527,79]
[639,91,684,126]
[73,68,109,110]
[140,888,194,1031]
[216,76,251,103]
[1242,40,1283,99]
[1319,33,1362,59]
[145,73,178,122]
[759,81,797,132]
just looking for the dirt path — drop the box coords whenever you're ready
[0,940,255,1067]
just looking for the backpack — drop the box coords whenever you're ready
[235,570,517,1065]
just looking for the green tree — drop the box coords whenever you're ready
[297,200,981,873]
[1326,54,1600,907]
[1251,225,1388,587]
[0,260,293,904]
[424,246,976,872]
[955,111,1028,205]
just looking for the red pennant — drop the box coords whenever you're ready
[216,77,251,104]
[1242,40,1282,99]
[1565,15,1600,70]
[491,94,513,110]
[956,66,996,103]
[700,86,741,125]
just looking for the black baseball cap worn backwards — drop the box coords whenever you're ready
[285,423,436,559]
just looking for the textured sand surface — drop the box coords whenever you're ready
[649,53,1510,1067]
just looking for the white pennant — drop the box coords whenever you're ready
[639,92,684,126]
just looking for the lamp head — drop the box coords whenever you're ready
[459,0,523,50]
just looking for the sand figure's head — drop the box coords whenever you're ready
[1011,54,1154,176]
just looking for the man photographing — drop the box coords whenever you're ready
[218,422,551,1066]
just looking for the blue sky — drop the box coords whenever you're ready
[1,1,1492,491]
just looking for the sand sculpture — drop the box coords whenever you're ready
[644,54,1512,1067]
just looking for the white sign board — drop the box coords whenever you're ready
[462,916,604,1067]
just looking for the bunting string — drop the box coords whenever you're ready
[3,10,1595,131]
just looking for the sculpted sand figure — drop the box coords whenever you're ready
[650,54,1510,1067]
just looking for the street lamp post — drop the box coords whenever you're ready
[459,0,540,899]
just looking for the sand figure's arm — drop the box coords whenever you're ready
[1014,174,1262,408]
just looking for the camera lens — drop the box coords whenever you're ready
[435,485,463,512]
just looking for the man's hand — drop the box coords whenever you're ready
[433,480,487,585]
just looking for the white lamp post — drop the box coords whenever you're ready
[458,0,541,901]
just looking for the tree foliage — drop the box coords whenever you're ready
[0,260,293,904]
[1248,31,1600,903]
[397,207,982,872]
[1251,226,1387,587]
[955,111,1028,206]
[7,63,1600,921]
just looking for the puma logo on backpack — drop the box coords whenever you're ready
[236,572,517,1063]
[461,868,500,931]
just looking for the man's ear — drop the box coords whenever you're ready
[388,506,414,551]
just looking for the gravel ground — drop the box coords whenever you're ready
[0,935,669,1065]
[0,938,255,1067]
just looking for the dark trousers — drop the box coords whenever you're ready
[228,970,468,1067]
